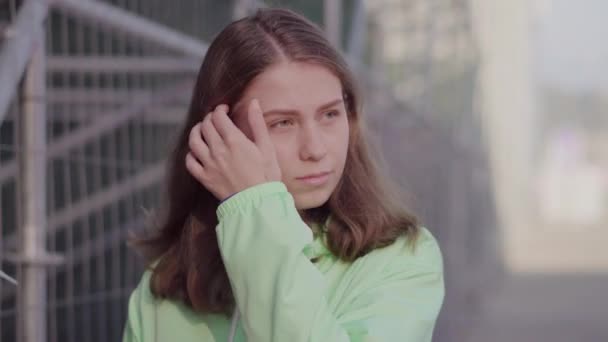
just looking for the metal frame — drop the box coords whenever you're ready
[0,2,204,340]
[47,56,200,74]
[0,0,209,127]
[1,162,163,302]
[1,80,191,246]
[18,8,48,341]
[0,0,48,125]
[49,0,208,58]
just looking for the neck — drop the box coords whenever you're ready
[298,204,330,228]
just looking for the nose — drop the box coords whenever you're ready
[299,124,327,161]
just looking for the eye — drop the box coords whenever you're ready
[269,119,294,129]
[323,110,340,119]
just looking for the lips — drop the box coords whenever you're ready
[296,171,332,186]
[297,171,332,180]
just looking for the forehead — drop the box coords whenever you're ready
[235,62,343,115]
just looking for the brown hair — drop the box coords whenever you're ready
[132,8,419,316]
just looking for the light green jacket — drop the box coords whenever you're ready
[123,181,445,342]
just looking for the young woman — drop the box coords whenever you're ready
[123,8,444,342]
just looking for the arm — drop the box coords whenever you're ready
[123,279,144,342]
[216,181,445,342]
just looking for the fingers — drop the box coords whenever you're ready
[200,110,225,155]
[211,104,245,145]
[188,122,211,164]
[185,151,206,183]
[247,99,272,150]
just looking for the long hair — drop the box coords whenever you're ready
[132,7,419,316]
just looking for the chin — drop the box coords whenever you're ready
[292,188,332,210]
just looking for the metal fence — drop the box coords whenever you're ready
[0,1,499,341]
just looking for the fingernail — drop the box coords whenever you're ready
[252,99,261,110]
[217,104,229,113]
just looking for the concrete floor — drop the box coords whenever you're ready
[466,217,608,342]
[467,272,608,342]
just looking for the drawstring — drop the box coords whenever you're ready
[228,308,240,342]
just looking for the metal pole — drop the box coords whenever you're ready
[324,0,342,48]
[0,0,48,126]
[18,17,47,342]
[50,0,208,58]
[346,0,366,62]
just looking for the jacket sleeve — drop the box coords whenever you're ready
[215,181,445,342]
[122,277,143,342]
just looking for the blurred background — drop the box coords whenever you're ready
[0,0,606,341]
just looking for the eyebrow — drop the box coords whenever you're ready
[263,98,343,116]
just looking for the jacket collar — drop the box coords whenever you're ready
[303,216,333,261]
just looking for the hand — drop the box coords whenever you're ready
[185,99,282,201]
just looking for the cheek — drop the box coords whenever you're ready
[270,137,296,172]
[328,120,350,158]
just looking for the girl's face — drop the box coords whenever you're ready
[233,62,350,210]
